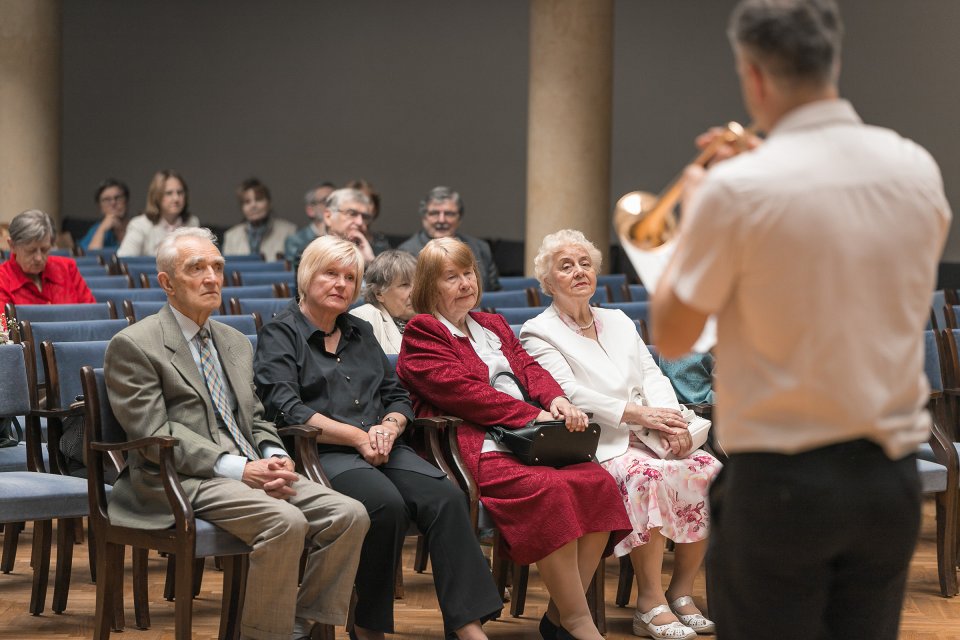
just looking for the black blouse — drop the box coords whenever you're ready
[254,300,441,480]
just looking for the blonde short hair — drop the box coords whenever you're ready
[411,237,483,315]
[297,235,365,305]
[533,229,603,296]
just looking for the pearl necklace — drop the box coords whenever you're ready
[577,317,595,331]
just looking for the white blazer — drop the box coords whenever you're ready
[520,305,681,462]
[349,303,403,355]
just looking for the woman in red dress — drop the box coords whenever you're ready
[397,237,630,640]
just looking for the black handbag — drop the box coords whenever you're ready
[489,420,601,467]
[488,371,600,467]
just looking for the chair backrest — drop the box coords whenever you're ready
[214,314,259,336]
[121,263,160,286]
[21,319,130,385]
[6,302,116,323]
[77,264,111,277]
[931,290,947,331]
[496,306,548,325]
[229,262,291,273]
[0,343,34,418]
[623,284,649,302]
[83,274,134,290]
[43,340,111,411]
[90,287,168,309]
[70,255,106,266]
[924,329,944,393]
[222,285,282,301]
[82,248,117,261]
[600,301,651,325]
[510,324,522,338]
[480,289,531,310]
[80,366,120,528]
[386,353,399,370]
[230,297,292,318]
[945,305,960,329]
[234,271,296,288]
[499,276,539,291]
[247,334,258,349]
[222,254,268,263]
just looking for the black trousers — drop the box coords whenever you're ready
[707,439,921,640]
[331,467,502,634]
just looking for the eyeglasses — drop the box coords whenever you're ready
[99,195,127,204]
[425,209,460,220]
[340,208,374,225]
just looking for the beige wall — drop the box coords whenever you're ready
[54,0,959,257]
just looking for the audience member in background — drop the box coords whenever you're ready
[323,188,379,264]
[222,177,297,261]
[106,227,368,640]
[345,179,391,255]
[652,1,951,638]
[397,237,629,640]
[521,230,721,640]
[117,170,199,257]
[79,178,130,251]
[398,186,500,291]
[284,181,336,263]
[0,209,95,308]
[349,250,417,355]
[255,236,502,640]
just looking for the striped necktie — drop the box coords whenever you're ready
[194,328,259,460]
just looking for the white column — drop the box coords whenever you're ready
[525,0,614,274]
[0,0,61,226]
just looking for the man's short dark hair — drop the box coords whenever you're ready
[728,0,843,85]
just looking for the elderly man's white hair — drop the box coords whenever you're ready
[155,227,220,276]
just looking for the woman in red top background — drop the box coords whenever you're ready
[397,237,630,640]
[0,209,95,310]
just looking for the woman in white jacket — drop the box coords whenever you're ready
[521,230,721,640]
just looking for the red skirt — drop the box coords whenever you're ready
[477,451,632,565]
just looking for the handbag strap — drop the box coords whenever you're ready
[490,370,538,407]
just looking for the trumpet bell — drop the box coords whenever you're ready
[614,190,677,250]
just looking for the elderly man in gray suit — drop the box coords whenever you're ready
[104,227,369,640]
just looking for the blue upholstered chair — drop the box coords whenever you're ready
[83,274,135,290]
[5,302,116,323]
[496,306,549,326]
[213,313,260,335]
[19,319,130,392]
[0,343,93,615]
[229,297,293,319]
[623,284,649,302]
[499,276,539,291]
[232,270,296,291]
[90,288,168,310]
[479,289,532,311]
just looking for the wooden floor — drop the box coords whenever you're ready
[0,499,958,640]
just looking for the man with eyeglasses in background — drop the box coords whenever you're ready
[398,185,500,290]
[321,188,380,265]
[78,178,130,251]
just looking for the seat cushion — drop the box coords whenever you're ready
[0,472,91,521]
[194,518,253,558]
[917,458,948,494]
[0,443,50,473]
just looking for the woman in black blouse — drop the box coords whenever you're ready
[254,235,501,640]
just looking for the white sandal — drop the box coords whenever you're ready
[632,604,697,639]
[669,596,716,634]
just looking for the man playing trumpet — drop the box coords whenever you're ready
[653,1,951,639]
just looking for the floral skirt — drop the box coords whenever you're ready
[601,433,722,556]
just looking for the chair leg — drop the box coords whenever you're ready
[1,521,23,573]
[110,555,125,632]
[52,518,75,613]
[936,491,959,596]
[164,554,176,601]
[29,519,52,615]
[218,554,247,640]
[587,560,606,635]
[616,554,634,607]
[94,542,123,640]
[490,535,510,605]
[174,552,195,640]
[192,557,205,597]
[509,563,529,618]
[133,546,151,629]
[394,554,405,599]
[413,534,429,573]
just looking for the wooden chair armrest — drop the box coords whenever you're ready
[278,424,331,487]
[437,417,482,531]
[90,435,178,453]
[415,417,456,482]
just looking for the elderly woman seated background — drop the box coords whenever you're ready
[253,236,501,640]
[222,177,297,261]
[349,250,417,355]
[520,230,722,640]
[0,209,95,309]
[397,237,631,640]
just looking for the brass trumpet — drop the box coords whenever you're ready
[614,122,750,249]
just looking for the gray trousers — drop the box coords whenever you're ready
[193,474,369,640]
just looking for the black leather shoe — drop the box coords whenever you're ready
[539,614,559,640]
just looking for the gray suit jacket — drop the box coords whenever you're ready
[104,304,285,529]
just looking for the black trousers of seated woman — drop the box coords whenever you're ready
[331,467,503,635]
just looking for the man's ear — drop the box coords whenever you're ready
[157,271,175,295]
